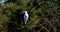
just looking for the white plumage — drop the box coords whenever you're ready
[24,11,28,24]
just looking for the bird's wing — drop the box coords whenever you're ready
[24,15,27,22]
[24,14,29,24]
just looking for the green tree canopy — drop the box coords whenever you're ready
[0,0,60,32]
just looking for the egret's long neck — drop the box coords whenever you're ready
[25,11,28,14]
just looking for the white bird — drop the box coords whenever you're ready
[24,11,29,24]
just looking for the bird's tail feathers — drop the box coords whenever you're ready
[25,21,27,24]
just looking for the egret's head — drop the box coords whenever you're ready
[23,11,27,13]
[24,11,27,12]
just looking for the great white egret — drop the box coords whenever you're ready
[24,11,29,24]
